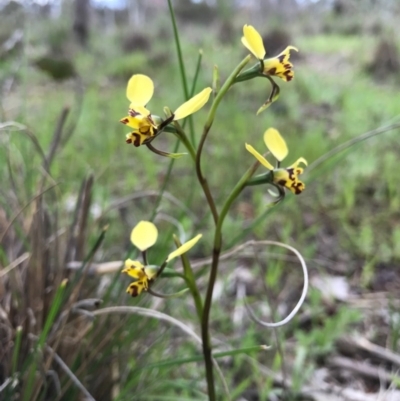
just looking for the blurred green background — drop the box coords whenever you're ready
[1,0,400,400]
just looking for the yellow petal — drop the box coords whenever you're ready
[126,281,147,297]
[173,88,212,121]
[122,259,145,278]
[241,25,265,60]
[289,157,308,168]
[245,143,274,170]
[130,221,158,251]
[126,74,154,107]
[126,131,151,147]
[166,234,202,263]
[263,128,288,161]
[128,104,150,116]
[120,116,140,129]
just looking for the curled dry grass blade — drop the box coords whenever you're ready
[239,241,308,328]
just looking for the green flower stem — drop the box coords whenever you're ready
[201,160,259,401]
[196,55,251,225]
[234,62,263,83]
[203,55,251,135]
[245,171,273,186]
[174,121,197,162]
[173,235,203,322]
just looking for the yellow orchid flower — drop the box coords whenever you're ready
[122,259,157,297]
[241,25,298,82]
[122,220,202,297]
[245,128,307,195]
[120,74,212,147]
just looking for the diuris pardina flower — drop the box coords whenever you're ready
[120,74,212,147]
[246,128,307,195]
[241,25,298,82]
[122,221,202,297]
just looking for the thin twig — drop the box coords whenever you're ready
[328,355,395,384]
[337,336,400,367]
[0,252,30,277]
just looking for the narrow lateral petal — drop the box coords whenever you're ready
[245,143,274,170]
[126,74,154,106]
[166,234,202,262]
[263,128,288,161]
[173,88,212,120]
[241,25,265,60]
[120,116,141,129]
[130,221,158,251]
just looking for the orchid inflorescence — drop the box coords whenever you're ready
[118,20,309,401]
[120,24,306,303]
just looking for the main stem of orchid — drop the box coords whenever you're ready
[177,56,253,400]
[200,162,259,400]
[195,55,251,226]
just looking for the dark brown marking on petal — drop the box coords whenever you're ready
[283,70,292,79]
[278,54,285,63]
[129,284,139,297]
[139,126,151,135]
[126,138,132,144]
[278,179,287,186]
[120,118,129,125]
[132,133,142,147]
[267,67,277,75]
[286,168,296,180]
[292,182,305,195]
[148,114,156,126]
[129,109,141,117]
